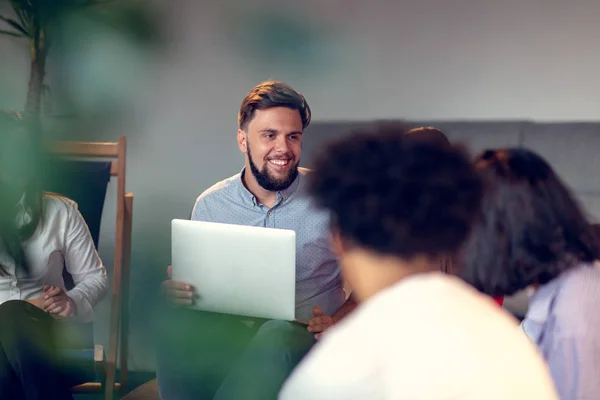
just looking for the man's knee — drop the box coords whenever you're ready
[255,320,296,339]
[253,320,313,348]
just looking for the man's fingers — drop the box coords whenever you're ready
[307,324,328,333]
[307,322,330,333]
[307,315,333,333]
[172,298,193,306]
[161,278,195,305]
[167,265,172,279]
[308,316,329,326]
[165,280,192,291]
[166,287,194,298]
[312,306,323,318]
[314,333,323,340]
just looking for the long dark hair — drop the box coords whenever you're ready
[0,111,45,276]
[460,148,600,297]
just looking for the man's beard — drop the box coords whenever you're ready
[247,144,299,192]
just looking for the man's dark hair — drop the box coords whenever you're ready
[460,148,600,297]
[238,81,311,131]
[405,126,451,148]
[308,123,483,261]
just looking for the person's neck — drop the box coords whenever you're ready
[350,250,440,302]
[242,167,278,208]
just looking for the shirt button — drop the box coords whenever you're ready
[267,211,272,216]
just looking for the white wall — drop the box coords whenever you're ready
[2,0,600,371]
[147,0,600,123]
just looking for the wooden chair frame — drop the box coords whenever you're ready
[48,136,133,400]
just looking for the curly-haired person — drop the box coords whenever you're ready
[279,125,558,400]
[460,148,600,400]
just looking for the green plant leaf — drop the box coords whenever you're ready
[13,7,31,31]
[0,28,24,37]
[8,0,33,12]
[0,15,30,37]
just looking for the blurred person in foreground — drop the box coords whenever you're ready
[460,148,600,400]
[279,125,558,400]
[406,126,504,305]
[157,81,356,400]
[0,112,108,399]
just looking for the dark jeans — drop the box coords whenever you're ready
[156,308,316,400]
[0,300,74,400]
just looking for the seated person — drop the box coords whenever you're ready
[0,112,109,400]
[460,148,600,400]
[158,81,357,400]
[279,125,558,400]
[405,126,504,305]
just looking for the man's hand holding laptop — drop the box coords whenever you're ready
[164,263,336,340]
[300,306,334,340]
[162,265,194,306]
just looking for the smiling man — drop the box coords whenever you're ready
[157,81,356,400]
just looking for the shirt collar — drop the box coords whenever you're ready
[236,167,302,206]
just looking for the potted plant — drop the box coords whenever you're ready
[0,0,159,120]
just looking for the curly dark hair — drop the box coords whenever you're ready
[308,123,483,261]
[459,148,600,297]
[238,81,311,131]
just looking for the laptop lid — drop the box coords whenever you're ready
[171,219,296,321]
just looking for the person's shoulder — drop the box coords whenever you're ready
[553,262,600,328]
[555,262,600,305]
[43,192,79,215]
[195,172,241,204]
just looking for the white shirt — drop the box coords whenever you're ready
[0,193,108,322]
[280,273,558,400]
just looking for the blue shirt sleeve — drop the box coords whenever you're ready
[546,334,600,400]
[190,197,211,221]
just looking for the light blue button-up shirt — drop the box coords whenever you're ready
[522,262,600,400]
[191,167,345,321]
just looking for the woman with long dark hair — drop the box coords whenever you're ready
[461,148,600,400]
[0,112,108,399]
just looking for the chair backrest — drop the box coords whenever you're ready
[47,136,133,398]
[44,160,112,247]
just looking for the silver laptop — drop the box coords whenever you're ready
[171,219,296,321]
